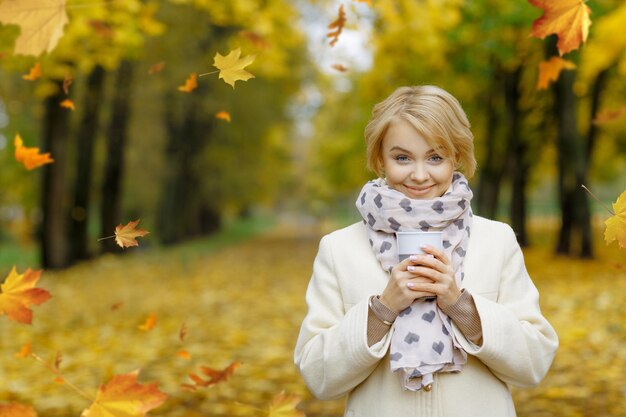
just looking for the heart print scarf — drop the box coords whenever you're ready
[355,172,473,391]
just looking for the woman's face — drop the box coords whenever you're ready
[380,118,454,199]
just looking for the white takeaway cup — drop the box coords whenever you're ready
[396,231,443,262]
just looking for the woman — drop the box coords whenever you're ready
[294,86,558,417]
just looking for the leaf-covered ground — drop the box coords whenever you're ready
[1,223,625,417]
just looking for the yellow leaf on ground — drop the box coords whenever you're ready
[605,190,626,249]
[0,402,37,417]
[178,73,197,93]
[22,62,41,81]
[213,48,255,88]
[529,0,592,55]
[537,57,576,90]
[138,312,157,331]
[80,370,167,417]
[14,134,54,170]
[215,111,231,122]
[0,0,68,56]
[0,267,51,325]
[114,219,149,248]
[267,392,306,417]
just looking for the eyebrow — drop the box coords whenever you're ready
[388,145,439,155]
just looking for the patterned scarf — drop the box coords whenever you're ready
[355,172,473,391]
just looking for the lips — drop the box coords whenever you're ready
[404,184,434,196]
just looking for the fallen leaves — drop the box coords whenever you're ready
[212,48,256,88]
[14,134,54,170]
[80,370,167,417]
[529,0,592,55]
[0,402,37,417]
[0,0,68,56]
[537,56,576,89]
[327,4,346,47]
[114,219,150,248]
[605,190,626,249]
[0,267,51,325]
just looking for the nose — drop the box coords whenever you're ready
[410,163,429,183]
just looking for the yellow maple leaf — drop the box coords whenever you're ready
[0,267,51,325]
[0,402,37,417]
[114,219,149,248]
[537,56,576,89]
[605,190,626,249]
[267,392,306,417]
[14,134,54,170]
[80,370,167,417]
[529,0,592,56]
[0,0,68,56]
[213,48,256,88]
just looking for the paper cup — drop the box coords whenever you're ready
[396,231,443,261]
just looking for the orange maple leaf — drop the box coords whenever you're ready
[114,219,149,248]
[181,361,241,391]
[0,402,37,417]
[267,392,306,417]
[148,61,165,75]
[0,267,51,324]
[605,190,626,249]
[327,4,346,47]
[592,107,626,125]
[178,73,197,93]
[529,0,592,56]
[138,312,157,331]
[60,99,75,111]
[80,370,167,417]
[215,111,231,122]
[22,62,41,80]
[537,57,576,90]
[15,341,33,359]
[14,134,54,170]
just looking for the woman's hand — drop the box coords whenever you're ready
[379,256,436,314]
[406,244,461,309]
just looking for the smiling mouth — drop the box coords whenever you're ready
[405,184,434,193]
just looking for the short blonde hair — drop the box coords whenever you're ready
[364,85,477,178]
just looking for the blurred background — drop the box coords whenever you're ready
[0,0,625,416]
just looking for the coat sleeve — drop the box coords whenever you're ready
[293,234,392,400]
[453,224,559,387]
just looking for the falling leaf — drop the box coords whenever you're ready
[14,134,54,170]
[148,61,165,75]
[138,312,157,331]
[327,4,346,47]
[215,111,231,122]
[537,57,576,90]
[178,73,197,93]
[179,322,188,342]
[213,48,256,88]
[267,392,306,417]
[111,301,124,311]
[0,0,68,56]
[0,402,37,417]
[80,370,167,417]
[176,350,191,360]
[331,63,348,72]
[15,341,33,359]
[529,0,592,56]
[239,30,270,49]
[22,62,42,81]
[63,73,73,94]
[181,361,241,391]
[592,107,626,125]
[89,20,114,38]
[605,190,626,249]
[114,219,149,248]
[0,267,51,325]
[54,350,63,370]
[54,377,65,385]
[60,99,75,111]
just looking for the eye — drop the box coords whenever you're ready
[394,154,410,163]
[428,155,444,163]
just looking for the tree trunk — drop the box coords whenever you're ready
[69,65,106,262]
[40,80,71,269]
[476,62,505,219]
[550,38,593,258]
[100,60,134,253]
[504,66,529,246]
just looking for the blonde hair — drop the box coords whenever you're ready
[364,85,477,178]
